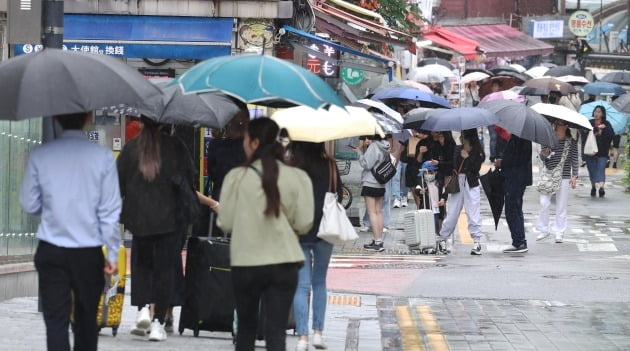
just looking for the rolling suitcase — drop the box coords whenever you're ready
[404,169,437,252]
[178,236,235,337]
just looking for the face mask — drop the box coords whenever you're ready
[424,173,436,182]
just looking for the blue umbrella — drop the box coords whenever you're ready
[582,82,626,96]
[174,55,345,109]
[371,87,451,109]
[421,107,499,131]
[579,101,628,135]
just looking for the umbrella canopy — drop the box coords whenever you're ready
[525,66,549,79]
[530,103,592,130]
[371,87,451,109]
[489,65,520,74]
[545,66,581,77]
[555,75,590,84]
[418,57,455,70]
[461,72,490,85]
[0,48,161,120]
[600,71,630,85]
[175,54,344,109]
[539,62,558,68]
[353,99,403,124]
[509,64,527,73]
[479,168,504,230]
[582,82,626,96]
[579,101,628,135]
[480,89,525,103]
[407,64,455,83]
[373,80,432,94]
[464,68,494,77]
[478,100,556,146]
[402,80,433,93]
[402,107,441,130]
[492,71,531,83]
[523,77,576,95]
[611,93,630,113]
[271,105,383,142]
[421,107,499,131]
[478,76,523,99]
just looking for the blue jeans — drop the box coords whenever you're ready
[392,162,408,201]
[293,240,334,336]
[585,155,608,183]
[362,180,391,228]
[504,180,527,247]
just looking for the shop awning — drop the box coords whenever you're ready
[421,26,479,59]
[444,24,554,58]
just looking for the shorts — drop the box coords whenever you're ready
[612,134,621,148]
[361,186,385,197]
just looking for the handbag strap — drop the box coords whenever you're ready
[327,159,338,193]
[552,139,571,171]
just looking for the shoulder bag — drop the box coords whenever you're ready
[536,140,571,195]
[371,152,396,184]
[583,130,598,156]
[317,160,359,245]
[443,160,464,194]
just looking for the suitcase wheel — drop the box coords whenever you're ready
[112,327,118,337]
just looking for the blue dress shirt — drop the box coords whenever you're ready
[20,130,122,263]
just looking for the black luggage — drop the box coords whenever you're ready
[178,236,235,337]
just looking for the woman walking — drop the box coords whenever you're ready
[357,135,391,252]
[288,142,342,351]
[117,117,196,342]
[217,118,314,351]
[584,105,614,197]
[535,119,579,243]
[436,129,485,255]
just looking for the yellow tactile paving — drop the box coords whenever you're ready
[456,209,473,244]
[327,295,361,306]
[396,305,425,351]
[416,306,450,351]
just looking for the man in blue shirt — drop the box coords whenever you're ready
[20,111,122,351]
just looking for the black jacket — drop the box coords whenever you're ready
[500,135,533,187]
[452,145,485,188]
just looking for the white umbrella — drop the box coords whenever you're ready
[525,66,549,79]
[509,64,527,73]
[353,99,403,124]
[530,103,593,130]
[271,105,384,142]
[461,72,490,85]
[555,75,590,84]
[407,64,455,83]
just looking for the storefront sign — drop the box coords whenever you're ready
[568,11,595,37]
[303,43,340,78]
[531,20,564,39]
[341,67,364,85]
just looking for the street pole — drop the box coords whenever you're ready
[627,0,630,50]
[41,0,64,143]
[599,0,602,52]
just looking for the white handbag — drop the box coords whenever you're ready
[536,140,570,195]
[583,130,598,156]
[317,160,358,245]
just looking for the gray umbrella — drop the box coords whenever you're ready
[421,107,499,132]
[478,100,556,146]
[600,71,630,85]
[370,112,402,134]
[0,48,161,120]
[611,93,630,113]
[402,107,443,130]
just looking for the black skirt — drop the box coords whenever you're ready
[361,186,385,197]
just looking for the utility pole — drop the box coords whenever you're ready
[41,0,64,143]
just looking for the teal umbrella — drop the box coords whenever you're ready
[579,101,628,135]
[174,55,345,109]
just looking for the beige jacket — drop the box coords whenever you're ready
[217,160,314,267]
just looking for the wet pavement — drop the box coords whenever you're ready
[0,159,628,350]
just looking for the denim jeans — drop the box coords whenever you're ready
[392,162,408,201]
[362,180,391,228]
[504,179,527,247]
[293,240,334,336]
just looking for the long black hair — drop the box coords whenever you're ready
[136,116,162,182]
[592,105,607,122]
[461,128,486,161]
[245,118,285,217]
[289,141,329,180]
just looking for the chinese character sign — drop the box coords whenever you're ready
[302,42,340,78]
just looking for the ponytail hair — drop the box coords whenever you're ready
[245,118,286,217]
[136,116,162,182]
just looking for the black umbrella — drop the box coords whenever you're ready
[600,71,630,85]
[418,57,455,70]
[493,71,531,83]
[479,168,504,230]
[490,65,519,74]
[545,66,581,77]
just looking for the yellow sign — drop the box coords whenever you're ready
[568,10,595,37]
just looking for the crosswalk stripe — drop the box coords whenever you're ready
[329,254,441,269]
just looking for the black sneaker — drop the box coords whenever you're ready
[470,242,482,255]
[599,188,605,198]
[436,239,448,254]
[364,240,384,252]
[503,244,528,253]
[613,162,617,169]
[590,187,596,197]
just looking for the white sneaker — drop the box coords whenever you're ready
[401,197,408,207]
[312,334,327,349]
[131,306,151,336]
[148,320,167,341]
[295,339,309,351]
[555,235,563,243]
[536,232,550,241]
[393,199,401,208]
[358,226,370,232]
[383,227,389,233]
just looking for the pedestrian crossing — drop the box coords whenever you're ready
[329,254,443,269]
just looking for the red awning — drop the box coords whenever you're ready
[444,24,554,58]
[421,26,479,59]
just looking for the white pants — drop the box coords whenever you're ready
[439,174,482,240]
[536,179,570,236]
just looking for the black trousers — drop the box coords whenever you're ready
[34,241,104,351]
[130,232,178,323]
[232,263,300,351]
